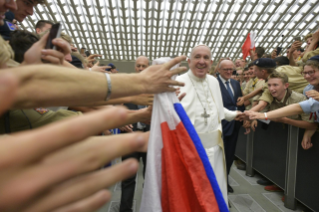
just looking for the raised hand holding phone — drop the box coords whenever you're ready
[22,30,71,65]
[276,47,282,56]
[45,23,62,50]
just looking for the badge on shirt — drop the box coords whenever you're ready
[34,108,49,115]
[6,22,17,31]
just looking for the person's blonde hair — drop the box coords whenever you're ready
[60,32,73,44]
[71,52,88,65]
[304,33,313,42]
[304,59,319,71]
[0,37,14,66]
[268,71,288,84]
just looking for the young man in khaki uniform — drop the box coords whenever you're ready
[251,71,317,192]
[242,63,265,110]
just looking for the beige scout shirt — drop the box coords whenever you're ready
[259,65,309,104]
[269,90,313,122]
[243,78,265,110]
[302,48,319,63]
[0,109,81,134]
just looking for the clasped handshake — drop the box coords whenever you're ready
[234,110,263,122]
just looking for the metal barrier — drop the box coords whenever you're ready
[235,121,319,211]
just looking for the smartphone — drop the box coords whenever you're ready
[85,50,91,57]
[294,36,301,42]
[276,47,282,56]
[45,23,62,50]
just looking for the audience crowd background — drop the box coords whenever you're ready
[0,0,319,211]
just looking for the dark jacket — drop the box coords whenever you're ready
[217,77,245,137]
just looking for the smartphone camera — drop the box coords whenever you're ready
[276,47,282,56]
[45,23,62,50]
[85,50,91,57]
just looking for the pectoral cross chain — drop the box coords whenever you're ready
[201,108,210,125]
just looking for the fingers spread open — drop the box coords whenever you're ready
[166,79,185,87]
[170,66,187,77]
[163,55,186,70]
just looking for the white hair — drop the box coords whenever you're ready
[218,59,234,69]
[189,44,212,59]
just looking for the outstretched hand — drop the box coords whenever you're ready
[235,111,245,121]
[237,97,245,106]
[140,55,187,93]
[91,61,111,73]
[306,90,319,101]
[244,110,264,120]
[0,74,149,212]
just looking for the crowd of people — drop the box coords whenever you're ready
[0,0,319,211]
[208,29,319,194]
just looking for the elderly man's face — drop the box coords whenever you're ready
[219,60,234,80]
[14,0,37,22]
[0,0,17,25]
[135,57,149,73]
[188,46,212,78]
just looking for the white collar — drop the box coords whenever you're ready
[188,69,206,82]
[218,75,230,84]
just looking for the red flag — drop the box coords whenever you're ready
[242,33,256,60]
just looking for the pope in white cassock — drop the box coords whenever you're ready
[176,44,241,204]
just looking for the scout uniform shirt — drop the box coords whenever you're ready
[0,108,81,134]
[259,65,309,105]
[269,89,314,123]
[242,77,264,110]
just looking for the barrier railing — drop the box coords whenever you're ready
[235,121,319,211]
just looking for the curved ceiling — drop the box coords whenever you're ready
[21,0,319,63]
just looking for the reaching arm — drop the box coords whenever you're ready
[246,103,303,120]
[301,129,317,150]
[237,87,263,106]
[288,41,302,66]
[8,56,186,109]
[250,100,268,112]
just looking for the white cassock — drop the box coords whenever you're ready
[176,70,237,204]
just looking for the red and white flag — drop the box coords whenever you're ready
[139,58,229,212]
[241,32,256,60]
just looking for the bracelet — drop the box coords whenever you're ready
[264,112,268,120]
[104,73,112,101]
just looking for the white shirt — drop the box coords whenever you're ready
[218,75,234,96]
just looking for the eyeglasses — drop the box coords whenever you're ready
[222,68,234,72]
[301,70,316,76]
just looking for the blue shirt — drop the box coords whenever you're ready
[303,84,314,96]
[299,98,319,123]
